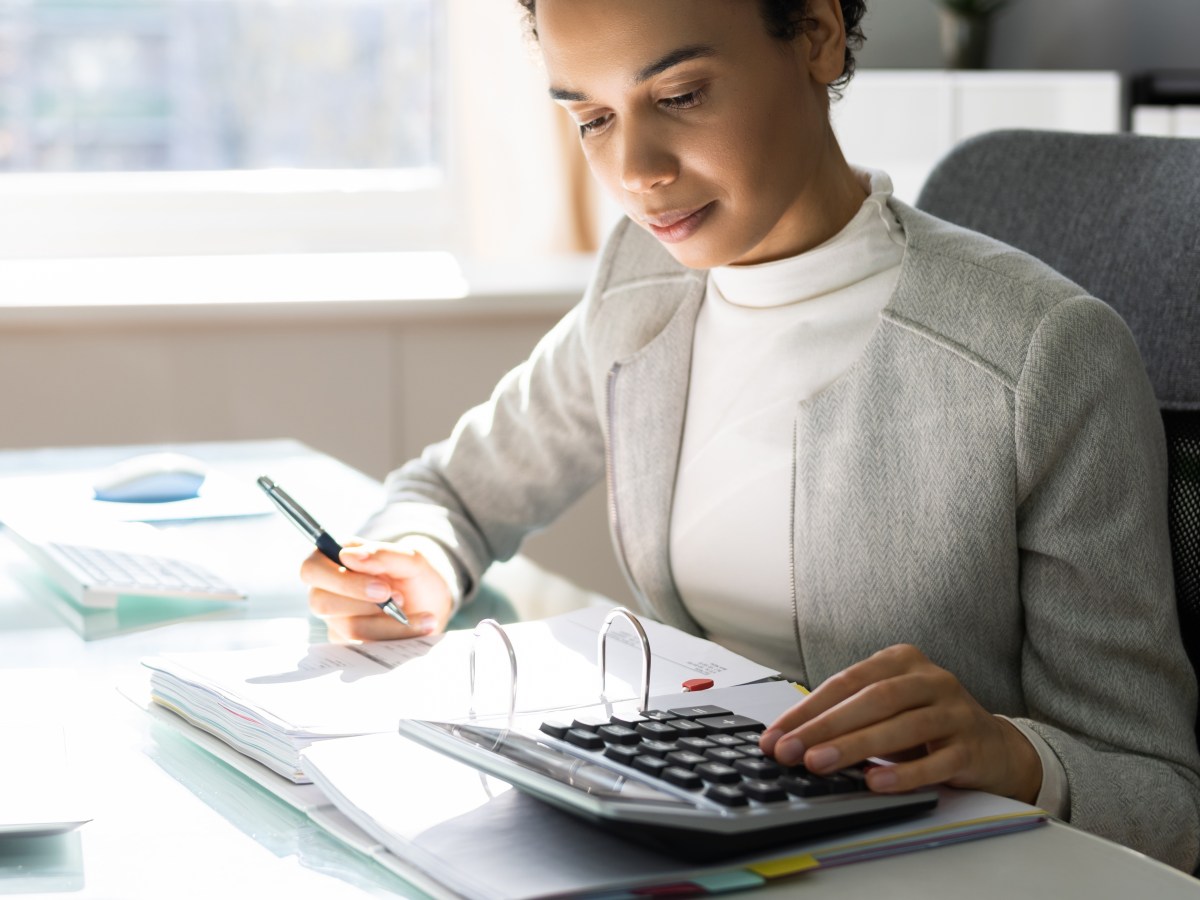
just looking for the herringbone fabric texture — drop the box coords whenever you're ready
[917,130,1200,753]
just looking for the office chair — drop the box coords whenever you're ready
[916,129,1200,741]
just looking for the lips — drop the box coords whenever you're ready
[642,202,713,244]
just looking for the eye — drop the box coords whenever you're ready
[578,113,613,137]
[660,88,706,111]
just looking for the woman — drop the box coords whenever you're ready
[301,0,1200,870]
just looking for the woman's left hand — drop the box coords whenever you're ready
[759,644,1042,803]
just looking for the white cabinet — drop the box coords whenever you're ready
[831,71,1122,203]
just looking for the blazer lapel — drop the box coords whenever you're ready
[608,277,706,635]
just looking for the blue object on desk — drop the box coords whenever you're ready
[92,453,207,503]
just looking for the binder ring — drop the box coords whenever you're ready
[597,607,651,711]
[469,618,518,721]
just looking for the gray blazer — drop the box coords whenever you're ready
[364,201,1200,870]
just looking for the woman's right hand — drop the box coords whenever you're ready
[299,540,454,642]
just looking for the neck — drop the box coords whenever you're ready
[733,129,866,266]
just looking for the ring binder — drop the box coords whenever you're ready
[469,618,518,721]
[597,607,651,711]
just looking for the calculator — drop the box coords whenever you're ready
[397,698,938,860]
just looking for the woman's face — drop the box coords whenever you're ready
[537,0,853,269]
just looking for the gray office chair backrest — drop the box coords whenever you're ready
[917,129,1200,739]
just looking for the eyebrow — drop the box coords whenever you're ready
[549,43,717,102]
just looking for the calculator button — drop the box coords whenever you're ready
[842,767,870,789]
[662,766,704,790]
[564,729,604,751]
[677,737,716,753]
[597,724,641,745]
[668,705,732,719]
[669,719,709,739]
[709,734,745,748]
[637,739,678,758]
[695,762,741,784]
[608,711,649,728]
[696,714,765,735]
[703,747,746,765]
[780,774,831,797]
[635,721,680,741]
[632,755,670,777]
[742,779,788,803]
[664,750,708,769]
[734,758,783,780]
[539,720,570,740]
[704,784,749,807]
[824,773,861,794]
[604,744,641,765]
[571,714,609,732]
[641,709,681,722]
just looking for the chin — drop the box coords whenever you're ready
[654,237,732,271]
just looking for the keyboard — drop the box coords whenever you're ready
[3,521,244,608]
[398,697,939,860]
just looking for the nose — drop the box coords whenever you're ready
[618,118,677,194]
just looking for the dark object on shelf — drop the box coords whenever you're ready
[934,0,1012,69]
[1131,70,1200,106]
[1128,70,1200,130]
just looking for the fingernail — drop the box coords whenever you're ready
[869,767,899,790]
[760,727,783,753]
[774,737,805,765]
[807,746,839,771]
[365,581,390,601]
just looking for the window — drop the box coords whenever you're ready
[0,0,449,258]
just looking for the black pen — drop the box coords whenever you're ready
[256,475,410,626]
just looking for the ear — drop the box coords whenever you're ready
[799,0,848,86]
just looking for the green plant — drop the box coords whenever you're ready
[933,0,1011,16]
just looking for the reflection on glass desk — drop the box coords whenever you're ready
[0,832,84,895]
[144,719,422,899]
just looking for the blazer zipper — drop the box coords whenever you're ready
[605,363,637,594]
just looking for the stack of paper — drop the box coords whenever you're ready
[143,604,779,782]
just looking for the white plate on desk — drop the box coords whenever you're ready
[0,722,91,836]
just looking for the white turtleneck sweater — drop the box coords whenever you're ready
[670,168,905,675]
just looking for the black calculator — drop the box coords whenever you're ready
[397,698,938,860]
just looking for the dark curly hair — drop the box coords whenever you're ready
[515,1,867,91]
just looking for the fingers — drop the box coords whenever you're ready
[300,551,399,608]
[323,609,440,643]
[757,644,1038,800]
[298,543,453,643]
[762,644,930,757]
[337,542,431,578]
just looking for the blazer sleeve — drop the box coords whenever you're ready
[355,260,616,605]
[1011,294,1200,871]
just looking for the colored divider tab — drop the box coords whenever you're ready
[745,853,821,879]
[690,870,768,892]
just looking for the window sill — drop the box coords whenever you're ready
[0,252,595,327]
